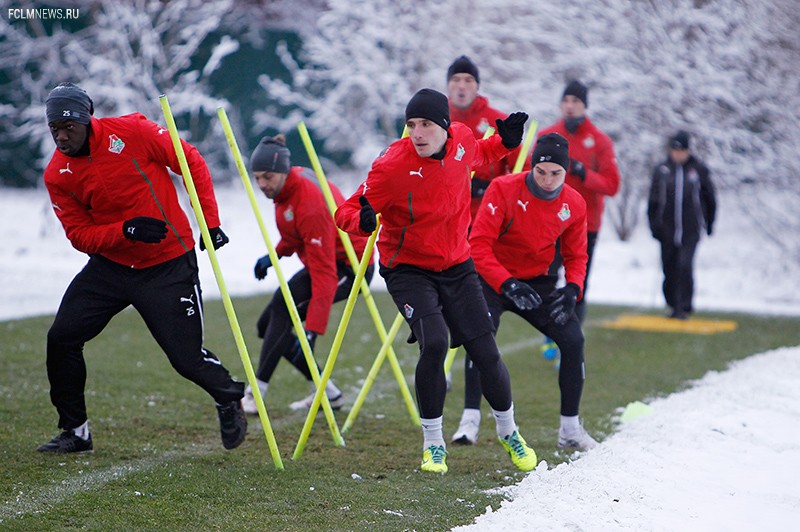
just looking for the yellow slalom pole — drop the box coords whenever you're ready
[512,119,539,173]
[296,122,419,428]
[342,313,405,433]
[293,220,379,460]
[158,95,283,469]
[216,108,344,448]
[443,347,458,375]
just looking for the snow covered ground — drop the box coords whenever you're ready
[456,345,800,531]
[3,185,800,529]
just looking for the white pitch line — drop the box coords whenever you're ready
[0,449,204,523]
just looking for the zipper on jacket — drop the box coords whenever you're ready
[386,191,413,268]
[132,157,190,252]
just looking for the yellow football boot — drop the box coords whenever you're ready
[499,430,537,472]
[420,445,448,474]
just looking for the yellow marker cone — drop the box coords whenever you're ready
[620,401,654,422]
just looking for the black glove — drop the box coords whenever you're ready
[358,195,377,233]
[294,329,317,353]
[200,227,229,251]
[122,216,168,243]
[706,224,713,236]
[501,278,542,311]
[253,254,272,280]
[568,158,586,181]
[549,283,580,326]
[495,112,529,149]
[471,177,491,198]
[289,329,318,363]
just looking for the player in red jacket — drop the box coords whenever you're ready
[537,80,621,324]
[446,56,526,399]
[465,133,598,450]
[244,135,374,415]
[39,83,246,454]
[336,88,537,474]
[445,55,515,220]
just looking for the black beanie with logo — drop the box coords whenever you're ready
[45,82,94,125]
[531,133,570,171]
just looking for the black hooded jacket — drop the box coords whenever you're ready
[647,155,716,246]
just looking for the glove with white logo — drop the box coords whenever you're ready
[568,158,586,181]
[501,278,542,311]
[122,216,168,243]
[291,329,318,359]
[471,177,491,198]
[200,227,229,251]
[548,283,580,325]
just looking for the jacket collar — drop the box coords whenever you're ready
[274,167,301,203]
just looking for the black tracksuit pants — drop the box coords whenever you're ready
[46,251,244,430]
[254,262,373,383]
[381,259,513,420]
[463,276,586,417]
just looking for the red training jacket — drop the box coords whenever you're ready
[535,117,620,233]
[469,172,588,297]
[335,122,510,271]
[43,113,220,269]
[274,167,372,334]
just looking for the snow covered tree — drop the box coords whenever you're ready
[1,0,798,263]
[0,0,238,186]
[255,0,800,261]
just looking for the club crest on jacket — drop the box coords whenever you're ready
[558,203,571,221]
[455,143,465,161]
[108,134,125,154]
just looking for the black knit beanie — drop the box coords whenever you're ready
[670,130,690,150]
[45,82,94,125]
[446,55,480,84]
[531,133,570,171]
[562,80,588,108]
[405,88,450,131]
[250,135,291,173]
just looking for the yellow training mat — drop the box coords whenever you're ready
[600,314,737,334]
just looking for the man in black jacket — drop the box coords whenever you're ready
[648,130,716,319]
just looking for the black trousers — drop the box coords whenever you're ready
[381,259,512,419]
[660,239,699,314]
[254,262,373,383]
[463,277,586,416]
[46,251,244,431]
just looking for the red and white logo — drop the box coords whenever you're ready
[557,203,571,221]
[108,134,125,154]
